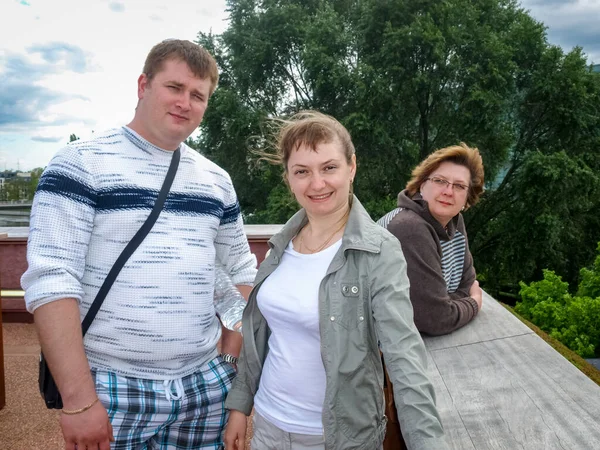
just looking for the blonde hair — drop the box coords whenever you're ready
[406,143,484,208]
[259,110,355,173]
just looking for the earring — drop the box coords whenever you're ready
[461,206,465,211]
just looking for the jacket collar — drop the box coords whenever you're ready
[268,196,381,258]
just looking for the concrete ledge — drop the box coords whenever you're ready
[0,227,278,322]
[424,293,600,449]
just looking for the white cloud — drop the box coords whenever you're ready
[109,2,126,13]
[0,0,229,170]
[521,0,600,63]
[31,135,63,143]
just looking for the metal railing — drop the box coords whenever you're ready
[1,290,24,297]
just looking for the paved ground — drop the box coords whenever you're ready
[0,323,64,450]
[0,323,252,450]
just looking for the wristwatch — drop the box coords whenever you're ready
[221,353,238,365]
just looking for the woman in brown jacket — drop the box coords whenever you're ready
[378,143,485,336]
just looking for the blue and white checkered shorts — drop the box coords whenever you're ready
[92,356,236,450]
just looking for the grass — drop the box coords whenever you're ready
[500,302,600,387]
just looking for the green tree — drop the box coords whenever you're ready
[193,0,600,290]
[69,133,80,143]
[29,167,44,198]
[467,46,600,292]
[578,243,600,299]
[3,167,45,201]
[195,0,536,218]
[4,177,27,201]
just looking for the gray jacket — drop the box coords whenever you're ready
[225,197,448,450]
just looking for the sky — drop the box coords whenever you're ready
[1,0,599,172]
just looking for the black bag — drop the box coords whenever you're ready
[39,352,63,409]
[38,148,180,409]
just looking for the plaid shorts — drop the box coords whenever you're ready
[92,356,236,450]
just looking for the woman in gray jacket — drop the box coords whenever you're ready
[223,111,448,450]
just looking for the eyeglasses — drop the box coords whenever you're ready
[426,177,469,193]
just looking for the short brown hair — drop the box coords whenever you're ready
[261,110,355,173]
[406,143,484,208]
[143,39,219,94]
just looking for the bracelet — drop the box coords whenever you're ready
[220,353,238,365]
[61,397,99,415]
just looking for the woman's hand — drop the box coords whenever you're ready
[470,280,483,311]
[224,410,248,450]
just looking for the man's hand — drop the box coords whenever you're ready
[220,328,242,362]
[61,400,114,450]
[33,299,112,449]
[223,410,248,450]
[470,280,483,311]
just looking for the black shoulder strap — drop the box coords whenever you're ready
[81,148,181,336]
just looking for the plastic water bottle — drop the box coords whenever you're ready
[213,263,245,332]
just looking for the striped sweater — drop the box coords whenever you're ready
[22,127,257,379]
[378,190,479,335]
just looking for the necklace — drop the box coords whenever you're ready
[300,210,349,254]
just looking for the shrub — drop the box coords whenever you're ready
[516,245,600,358]
[578,242,600,299]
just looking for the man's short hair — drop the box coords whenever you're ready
[143,39,219,95]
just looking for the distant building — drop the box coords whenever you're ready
[592,64,600,73]
[15,172,32,182]
[0,171,34,201]
[0,172,13,195]
[0,170,17,180]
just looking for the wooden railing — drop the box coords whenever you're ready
[0,226,278,321]
[0,228,30,322]
[0,231,9,408]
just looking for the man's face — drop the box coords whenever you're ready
[136,58,211,150]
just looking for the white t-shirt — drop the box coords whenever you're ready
[253,238,342,435]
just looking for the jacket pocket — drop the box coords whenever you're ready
[330,279,366,331]
[334,356,382,442]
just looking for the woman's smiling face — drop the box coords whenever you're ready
[286,139,356,219]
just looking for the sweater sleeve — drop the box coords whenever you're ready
[387,214,478,336]
[371,236,449,450]
[21,146,97,312]
[214,173,257,286]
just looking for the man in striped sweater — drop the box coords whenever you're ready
[21,40,256,450]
